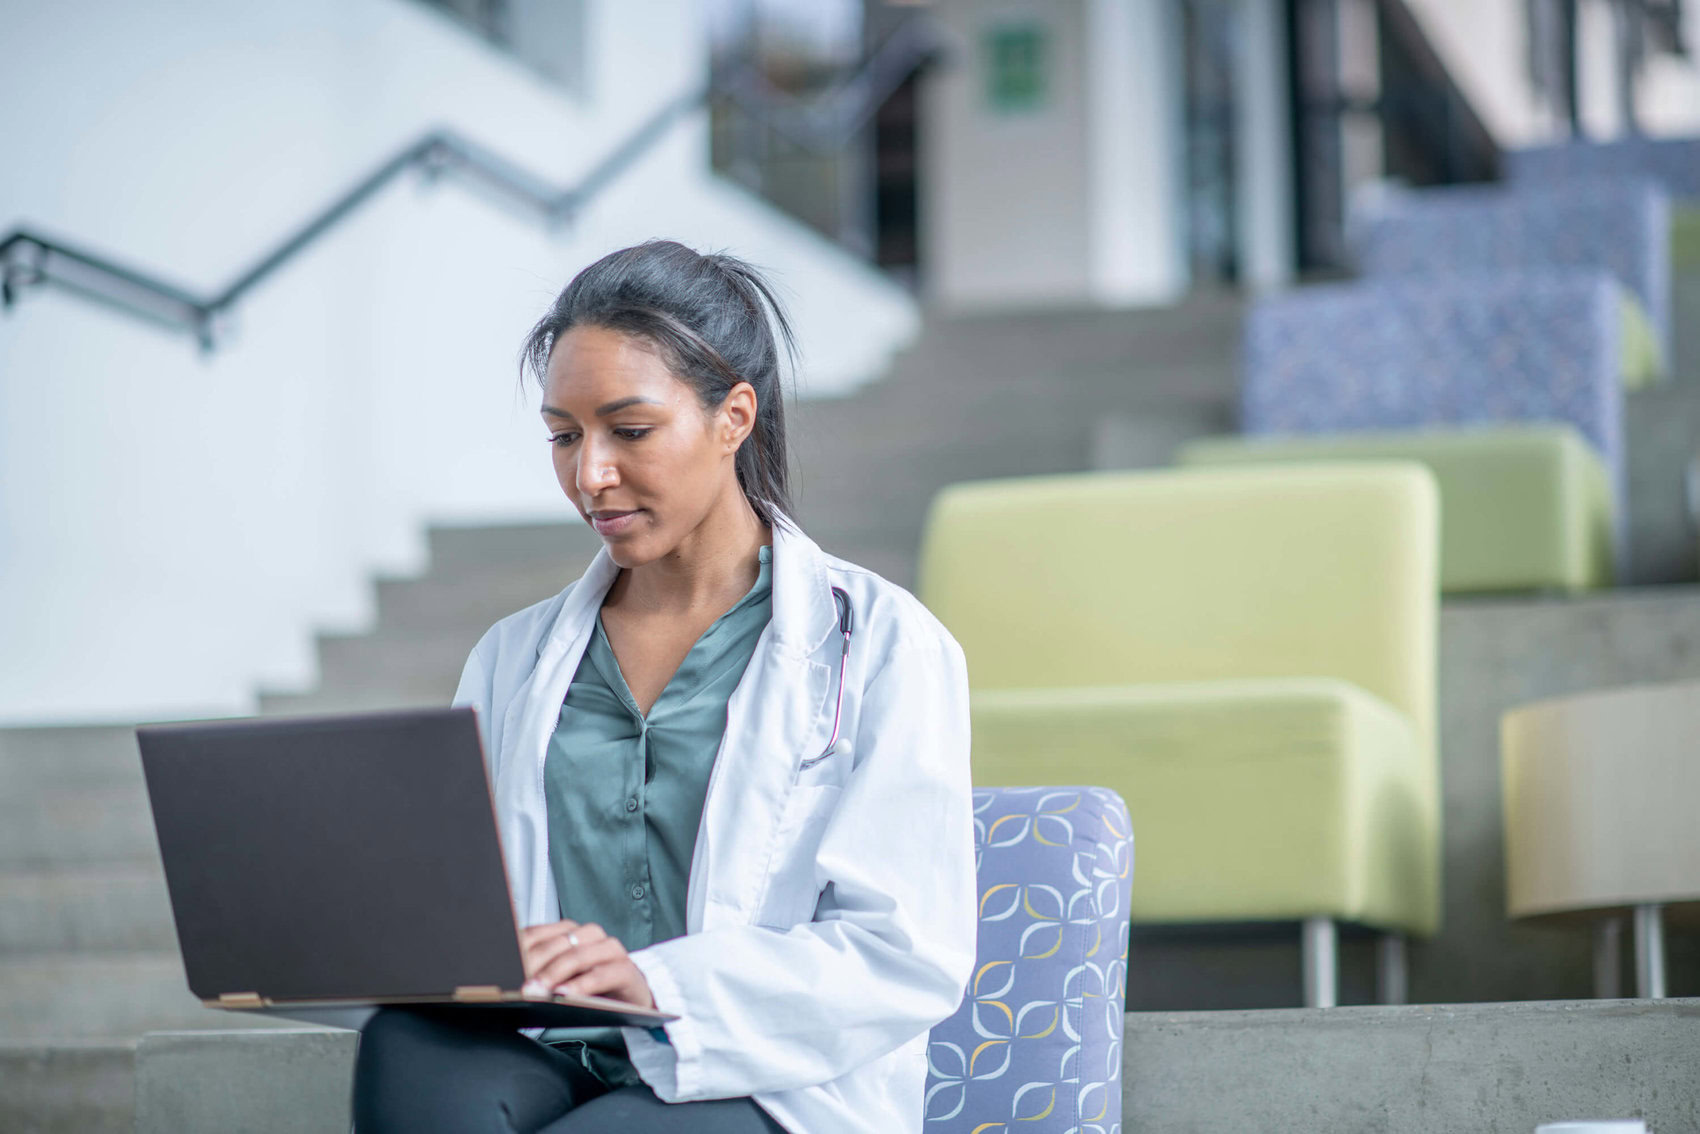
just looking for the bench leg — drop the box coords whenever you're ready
[1592,916,1624,998]
[1302,916,1338,1008]
[1634,903,1667,999]
[1375,932,1408,1005]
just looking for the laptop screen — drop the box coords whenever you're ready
[137,708,526,1002]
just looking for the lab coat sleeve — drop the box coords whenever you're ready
[450,638,496,760]
[621,631,977,1100]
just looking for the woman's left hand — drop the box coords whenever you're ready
[520,919,656,1009]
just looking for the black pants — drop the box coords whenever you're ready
[353,1009,786,1133]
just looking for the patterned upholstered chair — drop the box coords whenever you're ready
[1242,272,1624,484]
[1224,269,1627,589]
[1354,178,1670,382]
[1505,136,1700,200]
[1505,135,1700,375]
[925,786,1134,1134]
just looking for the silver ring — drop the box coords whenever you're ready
[566,932,580,948]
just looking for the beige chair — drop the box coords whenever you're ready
[1501,679,1700,998]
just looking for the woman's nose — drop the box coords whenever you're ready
[575,439,618,494]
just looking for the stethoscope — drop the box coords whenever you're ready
[800,586,853,770]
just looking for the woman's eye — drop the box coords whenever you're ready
[548,433,579,447]
[614,427,652,441]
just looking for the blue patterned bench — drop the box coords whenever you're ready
[926,786,1134,1134]
[1234,270,1627,582]
[1506,136,1700,200]
[1242,271,1625,495]
[1354,178,1670,379]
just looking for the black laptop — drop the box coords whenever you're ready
[136,707,674,1030]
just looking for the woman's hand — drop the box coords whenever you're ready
[520,919,656,1009]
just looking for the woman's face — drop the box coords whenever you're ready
[542,324,754,567]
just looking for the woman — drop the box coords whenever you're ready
[353,241,977,1132]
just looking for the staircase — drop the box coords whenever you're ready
[6,295,1700,1132]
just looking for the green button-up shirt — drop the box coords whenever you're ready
[541,545,773,1083]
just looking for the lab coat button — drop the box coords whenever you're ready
[630,884,645,901]
[625,797,639,813]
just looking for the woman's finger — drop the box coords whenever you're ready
[521,918,581,940]
[535,937,625,989]
[555,960,629,999]
[520,919,580,955]
[557,959,654,1008]
[521,921,607,977]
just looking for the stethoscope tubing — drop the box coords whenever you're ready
[799,586,853,770]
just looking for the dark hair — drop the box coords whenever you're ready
[521,240,797,527]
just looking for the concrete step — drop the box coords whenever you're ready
[1674,268,1700,378]
[0,866,174,954]
[293,628,480,700]
[0,954,289,1042]
[897,295,1245,380]
[424,521,603,579]
[370,566,575,637]
[1624,381,1700,584]
[1126,997,1700,1133]
[0,784,157,868]
[800,358,1238,434]
[259,685,448,717]
[0,1041,135,1134]
[112,998,1700,1133]
[0,726,143,793]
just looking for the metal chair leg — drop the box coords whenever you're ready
[1634,903,1667,999]
[1375,932,1408,1005]
[1302,916,1338,1008]
[1592,916,1624,998]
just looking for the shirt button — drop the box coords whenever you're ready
[630,884,646,901]
[625,797,639,813]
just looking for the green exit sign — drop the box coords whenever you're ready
[985,22,1047,114]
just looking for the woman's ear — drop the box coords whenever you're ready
[720,381,758,452]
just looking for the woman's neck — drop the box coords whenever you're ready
[610,491,770,617]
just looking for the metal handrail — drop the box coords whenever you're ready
[1,15,941,352]
[0,87,703,350]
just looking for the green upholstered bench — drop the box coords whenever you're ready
[1619,290,1663,389]
[919,464,1440,1005]
[1179,425,1614,595]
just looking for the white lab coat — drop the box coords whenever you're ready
[451,516,977,1133]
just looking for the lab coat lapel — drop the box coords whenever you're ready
[690,518,838,931]
[503,545,619,926]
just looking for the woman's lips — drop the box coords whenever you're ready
[590,510,640,537]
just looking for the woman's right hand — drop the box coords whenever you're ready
[521,919,656,1009]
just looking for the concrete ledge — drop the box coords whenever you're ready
[134,1029,356,1134]
[1125,998,1700,1133]
[133,999,1700,1133]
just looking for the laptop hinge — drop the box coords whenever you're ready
[453,985,505,1003]
[215,992,267,1009]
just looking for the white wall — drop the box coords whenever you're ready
[0,0,918,724]
[922,0,1188,311]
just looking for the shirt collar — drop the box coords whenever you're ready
[545,510,838,662]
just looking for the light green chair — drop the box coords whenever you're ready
[1179,425,1615,594]
[918,463,1440,1007]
